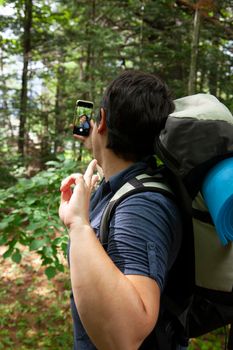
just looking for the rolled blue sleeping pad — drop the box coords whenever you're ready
[202,158,233,245]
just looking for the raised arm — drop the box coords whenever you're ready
[59,160,160,350]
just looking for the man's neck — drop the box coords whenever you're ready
[100,150,134,182]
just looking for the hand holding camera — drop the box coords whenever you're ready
[73,99,94,150]
[73,100,93,137]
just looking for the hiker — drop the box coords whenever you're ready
[59,70,186,349]
[78,114,90,130]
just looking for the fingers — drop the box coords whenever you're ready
[83,159,98,187]
[60,187,73,203]
[59,160,99,227]
[73,173,99,195]
[73,134,86,142]
[91,174,99,189]
[60,159,98,193]
[60,174,80,192]
[89,119,95,128]
[73,120,94,150]
[72,174,85,197]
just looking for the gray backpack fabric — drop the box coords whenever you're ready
[99,94,233,348]
[156,93,233,294]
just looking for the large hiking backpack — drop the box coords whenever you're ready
[99,94,233,349]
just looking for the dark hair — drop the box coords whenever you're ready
[100,70,175,161]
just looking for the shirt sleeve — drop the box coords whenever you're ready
[107,192,182,291]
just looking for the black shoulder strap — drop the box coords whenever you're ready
[99,173,175,247]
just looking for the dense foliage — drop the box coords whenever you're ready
[0,154,91,278]
[1,0,232,167]
[0,1,232,348]
[0,0,232,274]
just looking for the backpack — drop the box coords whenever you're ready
[99,94,233,349]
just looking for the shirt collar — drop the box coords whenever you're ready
[107,158,155,194]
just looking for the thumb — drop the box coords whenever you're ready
[60,187,72,203]
[91,174,99,190]
[67,174,85,207]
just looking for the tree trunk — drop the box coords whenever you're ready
[188,6,201,95]
[77,0,96,162]
[84,0,96,101]
[18,0,32,158]
[139,2,144,67]
[54,66,65,155]
[208,61,218,96]
[0,49,14,140]
[40,110,50,169]
[90,0,96,101]
[198,67,205,92]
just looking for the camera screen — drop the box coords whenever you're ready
[73,101,93,136]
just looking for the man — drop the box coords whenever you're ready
[79,114,90,130]
[59,71,183,349]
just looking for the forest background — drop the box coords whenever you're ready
[0,0,232,349]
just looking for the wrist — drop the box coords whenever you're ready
[69,220,91,237]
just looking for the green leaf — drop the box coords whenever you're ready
[26,197,37,205]
[45,160,61,167]
[43,246,53,257]
[11,250,22,264]
[45,266,57,279]
[52,237,62,245]
[55,263,64,273]
[0,216,15,229]
[0,235,7,245]
[41,257,53,265]
[29,239,46,251]
[27,222,44,231]
[63,61,78,69]
[3,247,14,259]
[36,178,47,186]
[61,242,68,256]
[0,221,9,230]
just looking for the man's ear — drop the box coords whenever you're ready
[97,108,107,134]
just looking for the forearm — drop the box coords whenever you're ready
[69,224,158,350]
[60,160,159,348]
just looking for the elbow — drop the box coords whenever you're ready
[105,313,158,350]
[134,315,158,349]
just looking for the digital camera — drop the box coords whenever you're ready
[73,100,94,136]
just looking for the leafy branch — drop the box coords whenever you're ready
[0,157,85,279]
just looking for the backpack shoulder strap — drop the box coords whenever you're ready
[99,173,174,247]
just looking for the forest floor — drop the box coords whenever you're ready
[0,246,73,350]
[0,246,228,350]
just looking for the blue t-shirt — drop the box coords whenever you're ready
[70,160,182,350]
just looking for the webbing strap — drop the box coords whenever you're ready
[228,324,233,350]
[99,174,174,246]
[192,208,213,225]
